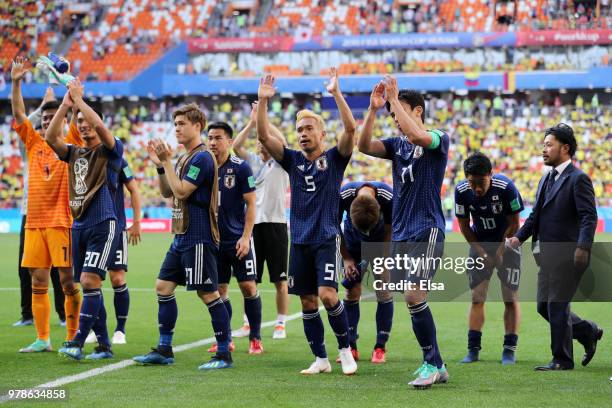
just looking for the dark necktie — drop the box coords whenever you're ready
[543,169,558,201]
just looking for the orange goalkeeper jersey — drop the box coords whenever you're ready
[14,119,82,229]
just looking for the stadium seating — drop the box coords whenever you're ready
[1,95,609,209]
[2,0,609,81]
[187,45,611,77]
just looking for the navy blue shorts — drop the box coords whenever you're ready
[218,242,257,284]
[467,244,521,291]
[72,219,120,282]
[288,236,340,296]
[158,242,218,291]
[390,228,445,287]
[108,230,128,271]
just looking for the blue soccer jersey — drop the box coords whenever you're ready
[279,146,350,244]
[64,139,124,230]
[381,130,449,241]
[114,158,134,230]
[454,174,524,242]
[339,181,393,252]
[217,155,256,247]
[172,150,217,251]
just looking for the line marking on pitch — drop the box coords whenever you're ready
[0,309,307,404]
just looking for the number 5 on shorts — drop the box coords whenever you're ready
[324,263,336,281]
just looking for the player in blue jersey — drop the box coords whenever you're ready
[205,121,262,355]
[455,152,523,365]
[45,79,123,361]
[132,103,232,370]
[85,158,141,345]
[256,70,358,375]
[358,76,450,388]
[339,181,394,364]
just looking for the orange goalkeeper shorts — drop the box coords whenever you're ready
[22,227,71,268]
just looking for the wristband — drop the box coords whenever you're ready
[156,167,165,175]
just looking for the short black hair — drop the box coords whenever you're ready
[463,152,492,177]
[545,123,576,157]
[40,100,61,113]
[385,90,425,122]
[207,121,234,138]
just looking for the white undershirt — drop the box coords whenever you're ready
[247,152,289,224]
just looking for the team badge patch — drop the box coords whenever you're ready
[287,276,294,288]
[492,203,503,214]
[413,146,423,159]
[186,165,200,180]
[224,174,235,189]
[315,156,328,171]
[510,197,521,211]
[455,204,465,216]
[492,195,499,201]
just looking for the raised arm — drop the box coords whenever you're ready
[358,82,388,158]
[326,67,356,157]
[256,75,284,162]
[384,76,433,148]
[45,92,71,159]
[233,102,257,159]
[68,79,115,149]
[269,122,288,146]
[10,57,30,125]
[151,139,199,200]
[147,141,173,198]
[125,178,142,245]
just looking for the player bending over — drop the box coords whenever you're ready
[455,152,523,365]
[339,181,394,364]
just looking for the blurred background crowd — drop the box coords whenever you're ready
[1,92,609,212]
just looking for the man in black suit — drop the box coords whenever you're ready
[507,123,603,371]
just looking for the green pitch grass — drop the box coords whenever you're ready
[0,233,610,407]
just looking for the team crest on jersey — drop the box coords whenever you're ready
[224,174,235,189]
[492,203,503,214]
[227,168,233,174]
[74,158,89,194]
[413,146,424,159]
[315,156,328,171]
[492,195,499,201]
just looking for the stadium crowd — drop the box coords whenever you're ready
[183,45,612,77]
[1,93,610,210]
[1,0,611,81]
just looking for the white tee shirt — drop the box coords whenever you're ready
[247,152,289,224]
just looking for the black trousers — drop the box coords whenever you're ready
[18,215,65,321]
[536,301,593,367]
[536,252,595,367]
